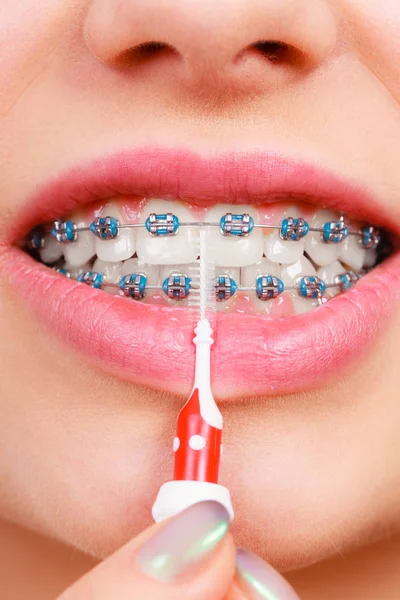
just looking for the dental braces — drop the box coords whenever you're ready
[53,266,362,304]
[27,212,382,251]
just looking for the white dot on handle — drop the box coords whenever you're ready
[189,435,206,450]
[173,437,180,452]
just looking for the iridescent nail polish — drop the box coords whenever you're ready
[236,549,300,600]
[135,500,230,582]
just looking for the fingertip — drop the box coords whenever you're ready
[131,501,236,599]
[235,548,301,600]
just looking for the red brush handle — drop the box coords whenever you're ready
[173,388,222,483]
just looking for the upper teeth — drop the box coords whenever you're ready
[95,203,135,262]
[304,209,342,267]
[204,204,263,267]
[264,205,306,265]
[63,212,96,267]
[34,200,380,269]
[136,199,199,265]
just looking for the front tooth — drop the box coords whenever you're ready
[304,209,341,267]
[136,200,198,265]
[95,203,135,263]
[215,266,240,312]
[241,258,281,315]
[281,255,319,315]
[264,206,305,265]
[122,258,160,286]
[316,260,346,298]
[289,292,320,314]
[93,258,123,294]
[160,264,195,306]
[40,234,64,264]
[205,204,263,267]
[160,264,195,278]
[93,259,122,283]
[64,261,92,279]
[339,234,365,271]
[241,258,280,287]
[63,213,96,267]
[280,255,316,287]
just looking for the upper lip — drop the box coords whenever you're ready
[3,147,400,399]
[8,147,400,241]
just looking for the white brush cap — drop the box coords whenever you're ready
[152,480,234,523]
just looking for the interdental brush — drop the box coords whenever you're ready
[151,228,234,522]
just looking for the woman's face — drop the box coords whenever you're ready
[1,0,400,571]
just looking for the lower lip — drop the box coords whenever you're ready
[2,247,400,399]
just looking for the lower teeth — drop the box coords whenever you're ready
[49,262,364,315]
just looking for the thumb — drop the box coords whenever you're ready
[57,500,235,600]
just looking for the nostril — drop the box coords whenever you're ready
[253,40,288,62]
[135,41,171,57]
[118,41,178,66]
[250,40,306,68]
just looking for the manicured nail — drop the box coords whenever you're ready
[135,500,230,582]
[236,549,300,600]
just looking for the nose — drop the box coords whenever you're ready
[85,0,337,90]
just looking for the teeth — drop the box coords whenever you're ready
[216,266,241,282]
[241,257,281,286]
[363,249,377,268]
[304,209,341,267]
[339,234,366,272]
[215,266,240,312]
[93,259,123,283]
[316,260,346,298]
[205,204,263,267]
[264,206,305,265]
[93,258,123,294]
[241,258,281,314]
[40,234,64,264]
[136,200,198,265]
[281,255,319,314]
[160,264,195,280]
[95,202,135,263]
[289,292,320,314]
[39,196,377,316]
[122,258,160,286]
[280,255,316,287]
[63,213,96,267]
[64,261,92,279]
[160,264,196,306]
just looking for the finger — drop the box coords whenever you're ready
[225,581,248,599]
[57,500,236,600]
[235,549,301,599]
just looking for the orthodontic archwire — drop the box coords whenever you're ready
[26,211,382,304]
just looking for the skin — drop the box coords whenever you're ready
[0,0,400,597]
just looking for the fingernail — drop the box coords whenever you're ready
[236,549,300,600]
[135,500,230,582]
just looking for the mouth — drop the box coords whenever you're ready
[1,148,400,399]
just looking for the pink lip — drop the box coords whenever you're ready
[8,148,400,241]
[2,148,400,399]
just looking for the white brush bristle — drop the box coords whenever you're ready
[188,229,216,321]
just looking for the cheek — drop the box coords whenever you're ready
[0,278,177,556]
[345,1,400,99]
[226,310,400,569]
[0,1,76,115]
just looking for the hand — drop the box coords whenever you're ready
[57,500,300,600]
